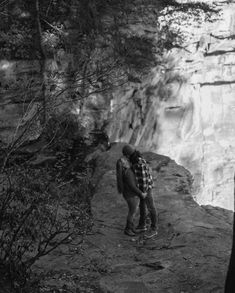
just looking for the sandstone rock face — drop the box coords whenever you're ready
[0,57,79,145]
[0,58,110,144]
[108,1,235,210]
[0,60,41,144]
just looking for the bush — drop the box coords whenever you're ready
[0,164,93,291]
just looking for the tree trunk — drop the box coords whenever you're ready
[35,0,47,126]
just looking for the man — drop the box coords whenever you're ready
[122,144,158,239]
[116,146,146,236]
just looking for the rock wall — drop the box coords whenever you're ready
[107,1,235,210]
[1,1,235,210]
[0,60,42,144]
[0,57,110,145]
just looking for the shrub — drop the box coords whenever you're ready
[0,164,93,291]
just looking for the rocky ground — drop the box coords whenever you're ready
[34,143,233,293]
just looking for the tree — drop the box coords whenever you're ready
[34,0,47,125]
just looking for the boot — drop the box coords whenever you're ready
[124,221,136,236]
[135,217,147,233]
[135,224,147,233]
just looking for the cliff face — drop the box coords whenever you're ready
[0,57,76,145]
[1,1,235,210]
[107,1,235,210]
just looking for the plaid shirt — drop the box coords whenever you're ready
[132,157,153,193]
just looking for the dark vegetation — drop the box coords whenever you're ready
[0,0,220,291]
[0,115,110,292]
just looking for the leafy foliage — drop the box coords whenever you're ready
[0,21,34,59]
[0,112,105,291]
[0,144,94,291]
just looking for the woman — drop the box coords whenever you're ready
[129,149,158,238]
[116,149,146,236]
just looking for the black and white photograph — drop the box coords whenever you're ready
[0,0,235,292]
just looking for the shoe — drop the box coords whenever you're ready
[134,225,147,233]
[144,228,158,239]
[124,228,136,236]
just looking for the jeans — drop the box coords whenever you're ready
[124,196,139,230]
[139,189,157,229]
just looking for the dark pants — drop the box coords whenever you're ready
[139,189,157,229]
[124,196,139,230]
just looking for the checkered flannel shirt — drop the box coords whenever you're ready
[132,157,153,193]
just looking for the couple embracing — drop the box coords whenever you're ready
[116,144,158,239]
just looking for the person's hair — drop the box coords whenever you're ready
[129,150,142,165]
[122,144,135,157]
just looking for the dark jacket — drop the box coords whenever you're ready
[116,158,142,198]
[123,168,143,198]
